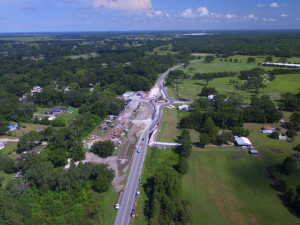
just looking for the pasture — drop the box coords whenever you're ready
[183,151,300,225]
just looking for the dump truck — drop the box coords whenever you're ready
[115,191,124,210]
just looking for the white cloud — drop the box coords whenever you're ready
[93,0,152,11]
[197,7,209,17]
[270,2,280,8]
[181,8,197,18]
[243,14,258,21]
[281,13,288,17]
[296,18,300,21]
[257,4,265,8]
[263,18,275,22]
[225,14,237,19]
[147,10,168,18]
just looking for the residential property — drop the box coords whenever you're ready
[234,136,252,146]
[178,104,190,111]
[46,106,66,114]
[123,92,134,98]
[262,125,274,133]
[31,85,43,96]
[6,123,18,131]
[279,134,288,140]
[0,142,6,150]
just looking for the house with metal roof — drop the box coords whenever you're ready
[234,136,252,146]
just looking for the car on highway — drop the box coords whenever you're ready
[136,191,140,197]
[131,209,135,218]
[137,148,141,153]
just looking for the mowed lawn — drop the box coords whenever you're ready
[173,73,300,102]
[183,151,300,225]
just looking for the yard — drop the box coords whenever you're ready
[183,151,300,225]
[157,107,180,143]
[9,123,48,137]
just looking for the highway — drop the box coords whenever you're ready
[114,60,203,225]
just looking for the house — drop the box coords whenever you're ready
[262,125,274,134]
[123,92,134,98]
[6,123,18,131]
[14,172,23,178]
[0,142,6,150]
[279,134,288,140]
[178,105,190,111]
[250,149,258,156]
[46,106,66,114]
[31,85,42,96]
[234,136,252,146]
[208,95,214,102]
[294,153,300,160]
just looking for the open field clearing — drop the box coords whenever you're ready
[10,123,48,137]
[182,60,264,77]
[157,107,179,142]
[65,52,100,59]
[169,73,300,102]
[183,151,300,225]
[0,142,17,155]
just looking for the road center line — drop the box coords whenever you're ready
[121,151,142,225]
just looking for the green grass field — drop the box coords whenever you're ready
[182,60,264,77]
[10,123,48,137]
[0,142,17,155]
[157,107,179,142]
[59,107,79,124]
[169,73,300,103]
[183,151,300,225]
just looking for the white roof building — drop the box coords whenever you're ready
[208,95,215,101]
[234,136,252,146]
[178,105,190,111]
[0,142,6,150]
[123,92,134,98]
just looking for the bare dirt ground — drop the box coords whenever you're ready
[82,97,153,191]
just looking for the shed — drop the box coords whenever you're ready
[14,172,23,178]
[263,125,272,131]
[0,142,6,150]
[250,150,258,155]
[178,105,190,111]
[235,137,252,146]
[208,95,214,101]
[279,134,288,140]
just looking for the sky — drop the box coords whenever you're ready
[0,0,299,32]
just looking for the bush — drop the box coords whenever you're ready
[269,131,279,139]
[92,141,114,158]
[281,156,297,175]
[277,179,287,192]
[294,144,300,152]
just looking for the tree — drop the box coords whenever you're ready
[92,141,114,158]
[277,179,287,192]
[281,156,297,175]
[290,112,300,130]
[49,148,68,167]
[294,144,300,152]
[286,129,297,138]
[204,55,215,63]
[269,131,279,139]
[265,56,273,62]
[199,133,210,148]
[93,176,110,193]
[175,158,189,174]
[52,117,66,127]
[202,117,219,143]
[247,57,255,63]
[177,129,192,159]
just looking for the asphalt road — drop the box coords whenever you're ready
[114,60,203,225]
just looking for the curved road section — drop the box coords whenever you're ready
[114,60,202,225]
